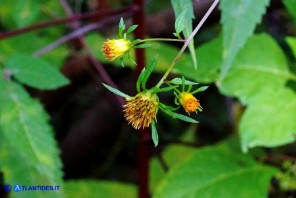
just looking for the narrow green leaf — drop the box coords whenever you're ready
[286,37,296,58]
[154,141,277,198]
[141,55,158,90]
[150,86,178,94]
[160,106,198,123]
[118,18,125,38]
[6,54,70,90]
[220,0,270,81]
[169,77,199,85]
[151,121,159,147]
[65,180,137,198]
[126,25,138,34]
[0,80,64,198]
[136,68,146,92]
[131,39,142,46]
[171,0,197,69]
[191,86,209,94]
[102,83,130,98]
[174,9,187,36]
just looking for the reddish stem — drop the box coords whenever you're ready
[0,5,139,40]
[133,0,150,197]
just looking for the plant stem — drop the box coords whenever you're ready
[140,38,185,43]
[155,0,220,88]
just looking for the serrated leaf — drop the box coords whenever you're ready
[151,121,159,147]
[174,9,187,36]
[102,83,130,98]
[0,79,64,198]
[286,37,296,58]
[169,77,198,85]
[12,0,40,28]
[283,0,296,21]
[65,180,136,198]
[240,87,296,152]
[219,34,296,150]
[6,54,70,90]
[171,0,197,69]
[174,35,223,83]
[220,0,270,81]
[154,142,277,198]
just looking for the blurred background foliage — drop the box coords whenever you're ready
[0,0,296,198]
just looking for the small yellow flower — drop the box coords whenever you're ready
[102,39,131,61]
[178,92,201,113]
[123,91,159,129]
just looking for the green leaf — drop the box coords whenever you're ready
[239,87,296,152]
[65,180,136,198]
[150,86,178,94]
[174,9,187,37]
[283,0,296,21]
[0,80,64,198]
[154,141,277,198]
[6,54,70,90]
[219,34,296,150]
[136,68,146,92]
[151,121,159,147]
[169,77,198,85]
[191,86,209,94]
[220,0,270,81]
[286,37,296,58]
[174,35,223,83]
[141,55,158,90]
[12,0,40,28]
[102,83,130,98]
[160,105,198,123]
[126,25,138,34]
[171,0,197,69]
[118,18,125,38]
[0,31,69,68]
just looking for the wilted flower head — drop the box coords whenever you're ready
[178,92,201,113]
[123,91,159,129]
[102,39,131,61]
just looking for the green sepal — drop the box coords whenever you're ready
[169,77,199,85]
[134,43,152,49]
[174,9,187,37]
[160,104,197,123]
[102,83,130,98]
[151,121,159,147]
[118,18,125,38]
[191,86,209,94]
[126,25,138,34]
[119,57,125,67]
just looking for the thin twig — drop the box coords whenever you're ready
[0,5,139,40]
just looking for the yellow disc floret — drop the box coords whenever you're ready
[178,92,200,113]
[123,91,159,129]
[102,39,131,61]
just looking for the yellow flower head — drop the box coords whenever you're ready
[178,92,201,113]
[123,91,159,129]
[102,39,131,61]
